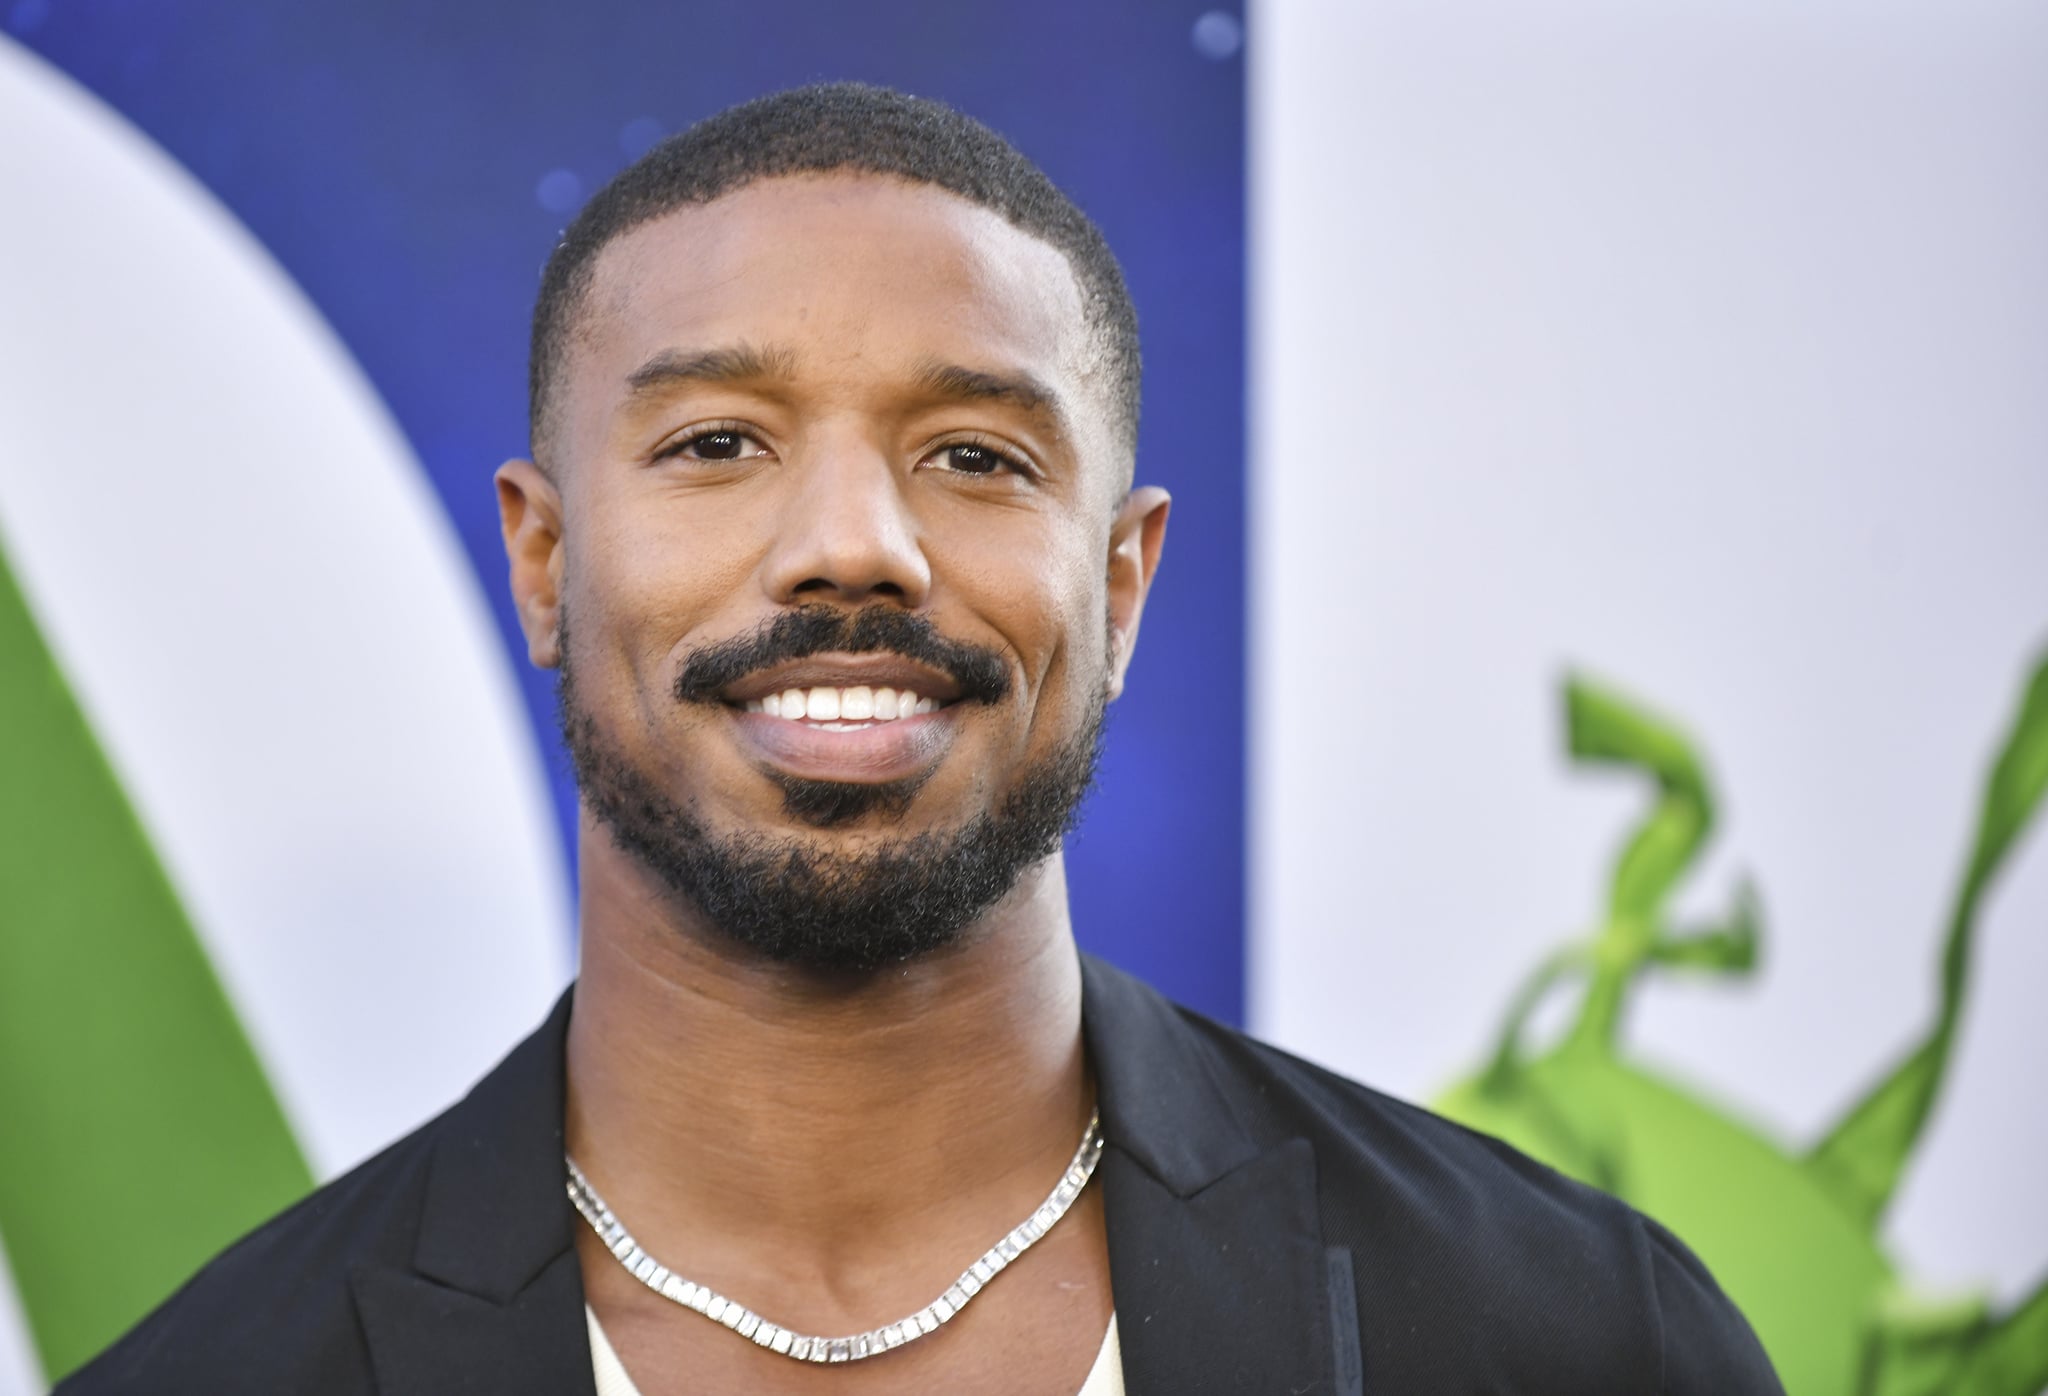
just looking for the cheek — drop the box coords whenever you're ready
[941,524,1108,718]
[564,479,759,707]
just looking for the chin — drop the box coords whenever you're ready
[767,769,939,830]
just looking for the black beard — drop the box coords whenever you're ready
[557,608,1105,973]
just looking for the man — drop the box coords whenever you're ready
[62,84,1782,1394]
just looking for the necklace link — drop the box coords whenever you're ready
[566,1109,1104,1364]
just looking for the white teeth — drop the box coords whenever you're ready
[745,685,948,722]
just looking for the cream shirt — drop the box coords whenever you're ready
[587,1306,1125,1395]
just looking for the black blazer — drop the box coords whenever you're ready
[61,955,1782,1394]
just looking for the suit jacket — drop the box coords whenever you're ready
[61,954,1782,1394]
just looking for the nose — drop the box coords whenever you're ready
[759,433,933,609]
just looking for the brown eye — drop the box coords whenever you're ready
[659,428,767,463]
[937,443,1008,475]
[686,431,750,460]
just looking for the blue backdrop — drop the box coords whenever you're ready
[11,0,1247,1023]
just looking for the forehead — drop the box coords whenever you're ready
[564,173,1101,442]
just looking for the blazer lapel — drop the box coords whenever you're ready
[350,990,598,1396]
[351,1253,593,1394]
[1082,956,1348,1395]
[1099,1140,1338,1394]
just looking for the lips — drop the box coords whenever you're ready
[728,700,958,784]
[716,651,969,785]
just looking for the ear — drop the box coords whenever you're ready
[495,458,566,669]
[1105,486,1171,700]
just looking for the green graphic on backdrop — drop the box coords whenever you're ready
[1436,652,2048,1396]
[0,531,314,1381]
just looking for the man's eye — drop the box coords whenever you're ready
[664,429,764,462]
[932,443,1014,476]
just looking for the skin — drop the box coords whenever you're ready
[495,173,1171,1394]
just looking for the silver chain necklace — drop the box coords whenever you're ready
[565,1109,1104,1365]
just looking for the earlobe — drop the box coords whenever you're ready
[1105,485,1171,700]
[494,459,567,669]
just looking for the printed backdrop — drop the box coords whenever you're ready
[3,2,2044,1391]
[0,3,1244,1386]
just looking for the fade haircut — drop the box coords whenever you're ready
[528,82,1142,470]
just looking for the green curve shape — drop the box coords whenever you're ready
[1440,1049,1892,1396]
[1440,651,2048,1396]
[1806,651,2048,1228]
[1559,675,1722,1053]
[0,529,313,1379]
[1948,1282,2048,1396]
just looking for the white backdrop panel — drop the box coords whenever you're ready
[1250,0,2048,1299]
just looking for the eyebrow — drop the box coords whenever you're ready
[911,359,1065,423]
[625,343,798,395]
[623,344,1072,442]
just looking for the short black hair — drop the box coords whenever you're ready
[529,82,1141,469]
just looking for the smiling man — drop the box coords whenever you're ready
[62,85,1781,1395]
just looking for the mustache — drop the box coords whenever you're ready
[672,606,1013,707]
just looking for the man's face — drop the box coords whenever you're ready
[499,173,1167,968]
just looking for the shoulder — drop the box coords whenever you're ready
[55,1115,440,1394]
[1151,982,1781,1393]
[58,988,578,1393]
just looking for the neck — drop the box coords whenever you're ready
[563,823,1090,1273]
